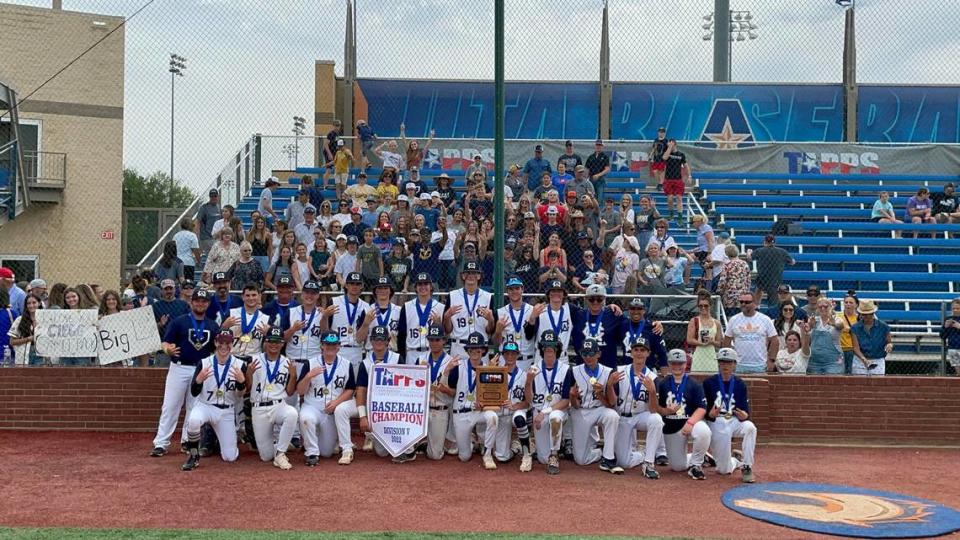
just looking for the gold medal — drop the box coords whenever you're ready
[322,388,330,397]
[467,317,475,325]
[347,327,354,335]
[240,334,252,343]
[724,412,733,420]
[588,377,597,386]
[266,384,275,393]
[215,389,225,399]
[546,395,553,403]
[420,326,428,336]
[466,394,475,402]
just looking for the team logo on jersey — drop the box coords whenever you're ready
[698,99,756,150]
[723,482,960,538]
[665,392,687,419]
[188,330,210,349]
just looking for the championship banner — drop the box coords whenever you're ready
[34,309,99,358]
[96,306,162,365]
[366,364,429,457]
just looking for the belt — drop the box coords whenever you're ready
[410,346,429,352]
[169,359,197,367]
[293,358,308,363]
[211,403,231,410]
[341,344,359,348]
[429,405,449,411]
[453,407,475,414]
[253,400,282,408]
[520,354,534,361]
[235,355,252,361]
[621,412,634,417]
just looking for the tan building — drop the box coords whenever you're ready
[0,2,124,288]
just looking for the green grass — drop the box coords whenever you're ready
[0,529,691,540]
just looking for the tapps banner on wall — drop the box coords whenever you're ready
[34,307,161,364]
[366,363,429,457]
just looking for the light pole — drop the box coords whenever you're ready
[281,144,297,171]
[702,9,757,81]
[168,54,186,196]
[292,116,306,170]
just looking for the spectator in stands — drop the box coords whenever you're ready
[523,144,552,192]
[464,183,494,223]
[617,193,635,225]
[572,248,603,293]
[196,188,221,253]
[399,124,434,171]
[248,217,273,272]
[724,293,778,373]
[271,219,288,251]
[838,292,860,374]
[567,165,595,202]
[324,120,343,167]
[273,229,296,265]
[649,127,668,191]
[361,197,380,229]
[416,193,442,231]
[309,233,333,290]
[463,154,486,185]
[285,189,310,231]
[154,241,184,285]
[229,241,265,291]
[357,229,384,288]
[292,206,319,249]
[355,119,377,169]
[568,230,598,270]
[384,240,411,293]
[258,177,281,226]
[773,302,801,351]
[265,245,295,291]
[647,219,675,251]
[344,207,371,240]
[870,191,902,238]
[202,228,241,284]
[228,217,246,245]
[585,139,610,202]
[539,232,568,270]
[688,292,723,373]
[333,236,360,288]
[0,289,13,366]
[59,288,94,366]
[692,214,715,286]
[46,283,66,310]
[375,170,399,202]
[429,174,452,210]
[25,279,47,306]
[300,175,325,211]
[291,242,315,291]
[153,280,189,354]
[538,251,568,291]
[332,198,353,227]
[634,195,661,251]
[211,204,236,241]
[750,234,795,306]
[718,245,751,315]
[664,245,694,289]
[599,197,622,249]
[906,187,938,239]
[514,245,539,291]
[941,297,960,376]
[775,330,809,374]
[173,218,201,282]
[532,172,555,203]
[178,281,194,304]
[850,300,892,376]
[638,243,667,290]
[932,183,960,224]
[8,293,42,365]
[551,162,573,195]
[766,285,807,320]
[660,139,689,219]
[802,298,845,375]
[610,234,641,295]
[801,285,821,314]
[540,208,564,244]
[345,172,377,209]
[554,140,579,170]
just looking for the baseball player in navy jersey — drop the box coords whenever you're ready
[489,340,533,471]
[297,331,356,466]
[525,330,574,474]
[444,261,495,360]
[181,329,247,471]
[339,325,402,464]
[525,280,573,365]
[443,332,500,469]
[396,324,453,463]
[658,348,711,480]
[397,272,446,366]
[245,327,300,470]
[493,276,537,372]
[606,336,663,479]
[703,347,757,483]
[150,288,218,457]
[262,276,299,333]
[569,339,622,473]
[358,276,401,354]
[570,285,625,369]
[320,272,370,374]
[206,272,241,322]
[618,298,668,373]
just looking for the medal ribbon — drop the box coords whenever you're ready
[376,303,392,327]
[628,320,646,342]
[630,365,647,401]
[587,311,602,337]
[240,309,259,336]
[467,361,477,394]
[508,366,519,392]
[213,356,232,390]
[719,374,735,413]
[541,361,559,397]
[344,298,359,327]
[263,353,281,385]
[429,353,445,384]
[508,304,525,334]
[669,374,687,412]
[463,289,479,319]
[547,308,565,337]
[190,315,205,344]
[300,307,317,335]
[323,356,339,388]
[218,297,230,323]
[415,299,433,328]
[585,362,600,380]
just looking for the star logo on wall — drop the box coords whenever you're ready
[704,118,751,150]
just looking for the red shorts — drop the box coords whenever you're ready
[663,179,685,196]
[651,162,666,172]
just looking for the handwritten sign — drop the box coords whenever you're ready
[96,306,162,365]
[35,310,99,358]
[367,363,429,457]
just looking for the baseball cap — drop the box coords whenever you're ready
[419,193,431,201]
[276,276,293,288]
[716,348,739,363]
[409,166,419,172]
[215,329,234,344]
[374,276,393,290]
[464,332,487,349]
[430,191,441,199]
[160,279,176,289]
[409,229,421,237]
[181,280,195,290]
[565,140,573,146]
[581,339,600,356]
[370,326,390,341]
[502,341,520,354]
[629,297,646,309]
[405,182,417,190]
[630,336,650,350]
[209,188,220,197]
[718,231,731,240]
[540,330,559,348]
[594,138,604,145]
[336,233,348,241]
[777,284,791,294]
[657,126,666,132]
[265,176,280,186]
[506,276,524,288]
[350,206,361,215]
[212,272,229,283]
[667,349,688,364]
[806,285,821,295]
[427,325,445,340]
[524,211,536,220]
[366,195,377,203]
[547,279,564,292]
[473,153,483,159]
[264,327,284,342]
[346,235,359,245]
[415,272,433,285]
[357,172,367,179]
[346,272,362,284]
[576,231,589,240]
[192,288,211,301]
[303,205,316,214]
[302,280,320,292]
[28,278,47,290]
[566,191,578,200]
[336,139,345,146]
[321,331,340,345]
[534,144,544,152]
[547,205,559,215]
[462,261,481,274]
[764,234,776,243]
[585,284,606,298]
[397,194,409,202]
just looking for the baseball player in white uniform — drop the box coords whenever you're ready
[245,327,299,470]
[443,332,499,469]
[181,329,247,471]
[606,336,664,479]
[297,331,356,466]
[221,283,272,448]
[658,348,712,480]
[321,272,370,374]
[444,261,495,360]
[703,347,757,483]
[490,340,533,472]
[359,276,401,354]
[282,280,324,446]
[524,330,574,474]
[338,325,402,464]
[493,276,537,372]
[569,338,622,473]
[398,324,453,462]
[525,280,573,365]
[398,273,445,366]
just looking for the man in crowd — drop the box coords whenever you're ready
[258,177,281,226]
[724,293,778,374]
[285,189,311,231]
[523,144,552,192]
[293,205,319,247]
[933,183,960,223]
[660,139,690,220]
[557,140,582,172]
[585,139,610,202]
[196,188,221,253]
[751,235,796,307]
[173,218,201,282]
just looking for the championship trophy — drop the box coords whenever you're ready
[476,365,510,411]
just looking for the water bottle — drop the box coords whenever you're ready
[2,346,11,367]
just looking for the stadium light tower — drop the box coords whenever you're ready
[702,9,757,81]
[168,53,186,195]
[292,116,306,170]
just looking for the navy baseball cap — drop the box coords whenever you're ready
[502,341,520,354]
[629,297,646,310]
[374,276,393,290]
[192,288,211,301]
[321,331,340,345]
[547,279,564,292]
[540,330,559,347]
[276,276,293,288]
[346,272,363,284]
[415,272,432,285]
[215,329,234,344]
[630,336,650,350]
[303,205,316,214]
[576,231,589,241]
[346,235,359,245]
[212,272,229,283]
[462,261,481,274]
[264,327,284,343]
[181,280,195,290]
[426,325,445,340]
[581,339,600,356]
[464,332,487,349]
[302,281,320,292]
[506,276,524,288]
[370,326,390,341]
[534,144,544,152]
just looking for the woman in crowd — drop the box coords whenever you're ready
[774,302,802,350]
[316,201,335,231]
[871,190,902,238]
[400,125,433,171]
[434,173,456,209]
[376,211,392,233]
[776,330,809,374]
[839,292,860,373]
[456,219,487,258]
[648,219,677,252]
[227,217,245,244]
[46,283,67,309]
[272,229,297,265]
[610,233,641,295]
[805,298,845,374]
[271,219,288,250]
[291,242,314,291]
[391,196,414,228]
[98,290,122,318]
[202,227,241,283]
[618,193,636,225]
[539,232,567,269]
[153,241,184,284]
[376,170,399,201]
[692,214,716,286]
[8,293,43,366]
[310,231,333,293]
[504,164,525,202]
[60,288,94,367]
[265,245,295,291]
[572,248,604,294]
[76,283,101,310]
[229,241,265,291]
[248,217,273,272]
[211,205,235,239]
[717,245,750,315]
[688,292,723,373]
[446,207,466,238]
[513,244,539,290]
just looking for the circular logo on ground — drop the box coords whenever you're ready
[722,482,960,538]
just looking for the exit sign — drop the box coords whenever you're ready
[101,230,115,240]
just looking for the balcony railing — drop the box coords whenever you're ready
[23,150,66,186]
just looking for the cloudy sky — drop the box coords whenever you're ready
[7,0,959,192]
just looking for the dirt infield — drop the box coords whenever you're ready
[1,432,959,539]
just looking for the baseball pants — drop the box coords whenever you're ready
[152,362,197,450]
[708,418,756,474]
[299,404,338,458]
[493,409,527,462]
[532,409,568,464]
[340,346,363,377]
[453,410,497,462]
[571,407,619,465]
[185,402,239,462]
[334,399,358,451]
[252,402,298,461]
[426,407,450,460]
[664,421,711,471]
[615,412,664,469]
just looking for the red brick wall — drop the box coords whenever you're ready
[1,369,958,445]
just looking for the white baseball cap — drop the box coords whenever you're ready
[419,192,431,201]
[397,194,409,202]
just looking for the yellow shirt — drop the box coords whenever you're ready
[376,183,399,201]
[838,311,858,350]
[344,184,378,208]
[333,149,353,173]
